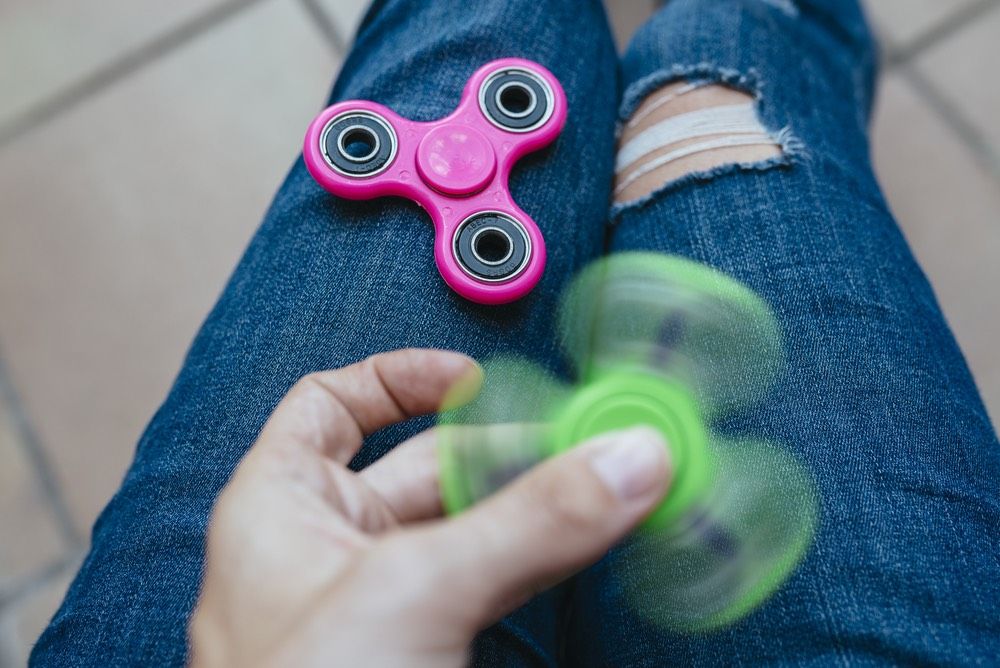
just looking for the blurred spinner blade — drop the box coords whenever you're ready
[438,253,818,632]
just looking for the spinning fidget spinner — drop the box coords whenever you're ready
[303,58,567,304]
[438,253,818,631]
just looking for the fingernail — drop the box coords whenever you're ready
[589,428,669,501]
[441,351,481,374]
[439,356,484,410]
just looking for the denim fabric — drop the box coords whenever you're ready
[32,1,617,665]
[32,0,1000,666]
[564,1,1000,666]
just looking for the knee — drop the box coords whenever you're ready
[614,83,788,205]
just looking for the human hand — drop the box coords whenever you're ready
[189,349,671,667]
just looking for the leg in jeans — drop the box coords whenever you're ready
[31,1,618,665]
[565,0,1000,664]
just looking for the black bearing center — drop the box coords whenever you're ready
[454,213,529,282]
[482,70,549,131]
[472,228,513,265]
[497,83,535,117]
[323,113,395,177]
[340,127,379,161]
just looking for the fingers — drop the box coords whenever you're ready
[406,427,672,628]
[362,422,549,525]
[257,349,482,463]
[360,429,442,523]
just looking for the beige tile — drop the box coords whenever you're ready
[863,0,980,47]
[916,5,1000,157]
[0,0,340,534]
[872,73,1000,423]
[316,0,372,44]
[604,0,656,52]
[319,0,656,52]
[0,568,74,665]
[0,0,223,129]
[0,392,67,590]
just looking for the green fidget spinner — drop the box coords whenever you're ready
[437,252,817,632]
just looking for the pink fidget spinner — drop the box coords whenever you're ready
[303,58,567,304]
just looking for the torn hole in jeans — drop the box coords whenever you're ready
[613,78,802,215]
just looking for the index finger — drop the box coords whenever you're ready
[257,348,482,463]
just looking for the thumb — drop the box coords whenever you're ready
[414,426,671,629]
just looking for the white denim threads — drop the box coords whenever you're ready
[624,81,706,130]
[615,100,779,197]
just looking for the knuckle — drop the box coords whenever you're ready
[295,371,334,398]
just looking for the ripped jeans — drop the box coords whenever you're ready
[33,0,1000,665]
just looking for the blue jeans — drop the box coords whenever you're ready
[33,0,1000,665]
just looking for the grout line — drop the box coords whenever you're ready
[0,0,269,149]
[0,354,82,549]
[898,63,1000,182]
[872,7,904,69]
[297,0,348,57]
[878,0,1000,186]
[0,550,85,612]
[888,0,1000,66]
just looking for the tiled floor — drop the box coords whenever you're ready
[0,0,998,663]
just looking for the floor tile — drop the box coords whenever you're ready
[0,568,74,666]
[316,0,657,53]
[604,0,657,51]
[0,0,224,131]
[315,0,371,45]
[0,0,340,534]
[915,4,1000,158]
[0,392,67,591]
[863,0,981,47]
[872,73,1000,423]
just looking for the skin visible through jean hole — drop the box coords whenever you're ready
[614,83,784,204]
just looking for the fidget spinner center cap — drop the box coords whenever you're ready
[416,125,497,196]
[549,371,713,528]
